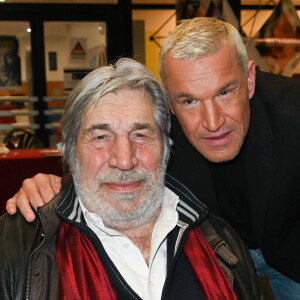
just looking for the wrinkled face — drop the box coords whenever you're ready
[74,88,165,230]
[163,44,256,163]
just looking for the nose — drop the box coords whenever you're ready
[108,135,138,171]
[201,100,225,132]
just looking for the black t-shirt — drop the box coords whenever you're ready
[209,140,259,249]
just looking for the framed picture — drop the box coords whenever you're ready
[49,51,57,71]
[0,36,21,88]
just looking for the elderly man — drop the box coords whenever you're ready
[0,58,264,299]
[7,17,300,299]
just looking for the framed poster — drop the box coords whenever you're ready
[0,36,21,88]
[70,38,87,61]
[49,51,57,71]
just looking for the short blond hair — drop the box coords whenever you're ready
[159,17,249,82]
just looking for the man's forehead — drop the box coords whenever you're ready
[81,88,157,130]
[95,89,154,115]
[164,47,242,86]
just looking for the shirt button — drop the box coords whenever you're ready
[124,243,129,249]
[149,280,153,287]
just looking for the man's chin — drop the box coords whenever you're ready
[102,213,155,231]
[100,198,150,220]
[200,149,240,163]
[98,190,163,231]
[107,190,141,201]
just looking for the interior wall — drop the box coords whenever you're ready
[44,22,106,81]
[132,9,176,80]
[43,21,107,97]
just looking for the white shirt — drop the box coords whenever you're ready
[78,187,179,300]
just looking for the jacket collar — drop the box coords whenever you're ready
[37,176,86,247]
[165,173,208,226]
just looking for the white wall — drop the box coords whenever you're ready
[44,21,106,81]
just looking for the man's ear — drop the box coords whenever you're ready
[169,102,175,114]
[166,93,175,114]
[247,60,256,99]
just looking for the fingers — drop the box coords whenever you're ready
[48,174,62,194]
[6,194,17,215]
[5,173,62,223]
[22,173,59,210]
[6,188,36,222]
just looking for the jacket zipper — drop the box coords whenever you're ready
[174,220,188,256]
[25,206,50,300]
[161,222,192,300]
[161,214,206,300]
[25,232,46,300]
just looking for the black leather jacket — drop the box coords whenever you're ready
[0,174,268,299]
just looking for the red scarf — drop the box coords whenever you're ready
[183,226,237,300]
[56,221,237,300]
[56,221,117,300]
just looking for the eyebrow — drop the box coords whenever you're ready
[83,124,111,134]
[176,92,192,99]
[217,80,239,94]
[83,122,154,135]
[132,123,152,131]
[175,80,239,99]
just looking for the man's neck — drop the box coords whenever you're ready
[119,208,161,265]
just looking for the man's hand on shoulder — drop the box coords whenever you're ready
[6,173,62,222]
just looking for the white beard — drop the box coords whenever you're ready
[73,163,166,231]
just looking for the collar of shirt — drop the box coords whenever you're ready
[78,187,179,300]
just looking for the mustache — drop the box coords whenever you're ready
[96,168,151,183]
